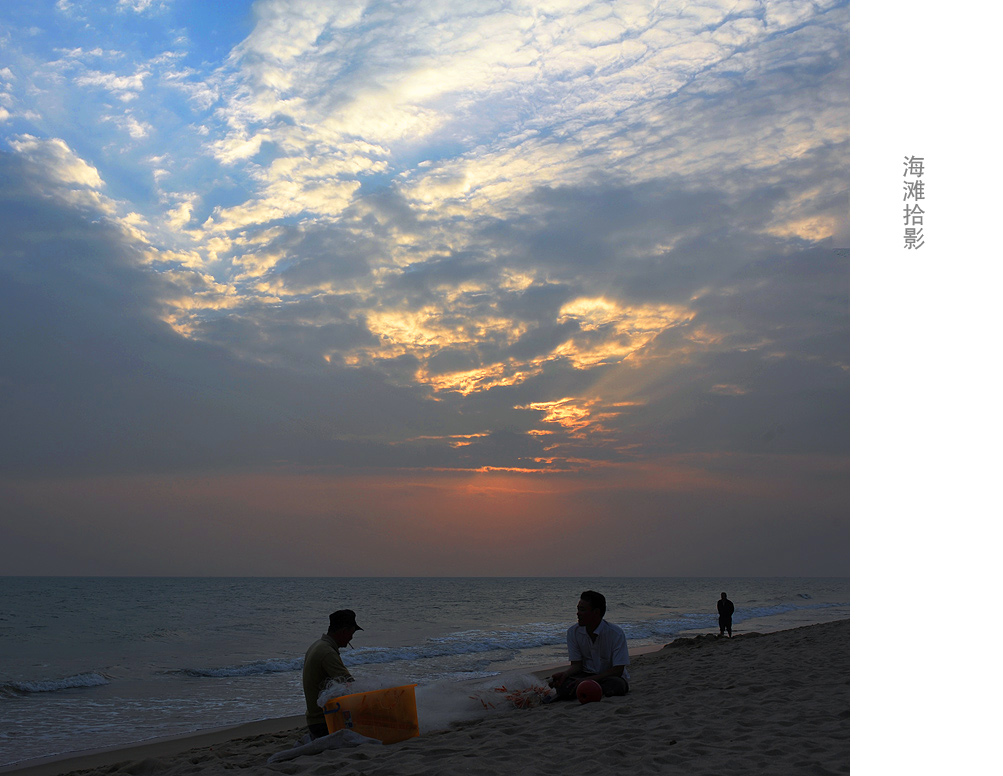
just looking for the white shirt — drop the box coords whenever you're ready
[566,619,630,680]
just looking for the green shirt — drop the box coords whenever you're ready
[302,634,353,726]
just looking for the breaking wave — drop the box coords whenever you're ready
[0,672,110,697]
[173,601,846,680]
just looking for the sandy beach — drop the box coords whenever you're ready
[4,620,849,776]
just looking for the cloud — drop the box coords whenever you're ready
[0,150,455,477]
[0,1,849,574]
[202,0,847,230]
[117,0,168,14]
[0,143,848,478]
[75,68,149,101]
[161,66,219,111]
[9,134,104,188]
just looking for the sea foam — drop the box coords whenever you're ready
[0,672,109,696]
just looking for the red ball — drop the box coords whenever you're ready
[576,679,603,704]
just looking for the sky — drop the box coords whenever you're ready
[0,0,850,577]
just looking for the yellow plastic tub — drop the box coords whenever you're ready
[323,684,419,744]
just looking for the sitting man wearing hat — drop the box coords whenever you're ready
[302,609,363,739]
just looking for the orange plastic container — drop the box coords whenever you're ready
[323,684,420,744]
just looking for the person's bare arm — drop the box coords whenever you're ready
[549,660,584,687]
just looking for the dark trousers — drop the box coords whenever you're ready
[555,673,629,700]
[308,722,330,740]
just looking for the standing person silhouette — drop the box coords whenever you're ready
[717,592,735,637]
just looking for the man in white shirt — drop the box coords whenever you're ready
[549,590,630,700]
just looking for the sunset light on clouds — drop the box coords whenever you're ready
[0,0,849,576]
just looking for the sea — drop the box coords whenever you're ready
[0,577,849,768]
